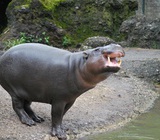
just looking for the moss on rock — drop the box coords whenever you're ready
[0,0,137,49]
[39,0,65,10]
[53,0,137,46]
[2,0,65,48]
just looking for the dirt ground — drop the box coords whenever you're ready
[0,48,160,140]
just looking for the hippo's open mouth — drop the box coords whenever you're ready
[103,51,124,68]
[106,55,122,67]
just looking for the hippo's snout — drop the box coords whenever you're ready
[101,44,125,58]
[101,50,125,58]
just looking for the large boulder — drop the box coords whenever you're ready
[1,0,65,48]
[120,16,160,49]
[0,0,137,49]
[0,0,12,34]
[81,36,115,50]
[55,0,137,45]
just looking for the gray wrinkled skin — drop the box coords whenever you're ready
[0,43,124,140]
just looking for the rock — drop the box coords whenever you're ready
[44,135,58,140]
[0,0,137,48]
[56,0,137,45]
[120,16,160,49]
[4,0,65,48]
[0,0,11,33]
[81,36,115,49]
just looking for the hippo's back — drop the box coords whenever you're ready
[0,43,72,102]
[0,43,71,75]
[0,43,70,60]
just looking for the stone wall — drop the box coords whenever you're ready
[137,0,160,19]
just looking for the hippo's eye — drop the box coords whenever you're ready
[94,48,100,52]
[83,52,89,60]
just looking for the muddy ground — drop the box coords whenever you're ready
[0,48,160,140]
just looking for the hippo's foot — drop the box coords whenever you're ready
[31,115,45,123]
[20,111,44,125]
[11,98,36,126]
[20,112,36,126]
[19,110,44,125]
[24,101,45,123]
[51,126,67,140]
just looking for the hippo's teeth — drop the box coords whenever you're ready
[118,59,122,66]
[108,56,111,63]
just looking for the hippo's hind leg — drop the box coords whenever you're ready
[1,81,35,126]
[11,96,36,126]
[24,101,44,123]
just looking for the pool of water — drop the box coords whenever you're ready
[81,97,160,140]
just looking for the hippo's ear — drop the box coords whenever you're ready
[83,52,89,60]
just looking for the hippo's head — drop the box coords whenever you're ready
[83,43,125,76]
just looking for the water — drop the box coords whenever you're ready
[82,98,160,140]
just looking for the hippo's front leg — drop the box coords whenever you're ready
[51,102,67,140]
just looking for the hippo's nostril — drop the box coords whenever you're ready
[101,50,112,55]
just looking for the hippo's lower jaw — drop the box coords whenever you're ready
[103,66,120,73]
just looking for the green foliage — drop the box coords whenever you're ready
[25,0,32,5]
[4,37,26,50]
[152,41,160,49]
[62,36,72,47]
[15,0,32,9]
[4,32,50,50]
[52,0,137,47]
[39,0,65,10]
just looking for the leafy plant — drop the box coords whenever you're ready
[4,32,50,50]
[4,38,26,50]
[62,36,72,47]
[42,32,50,44]
[152,41,160,49]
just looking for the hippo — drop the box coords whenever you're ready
[0,43,125,140]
